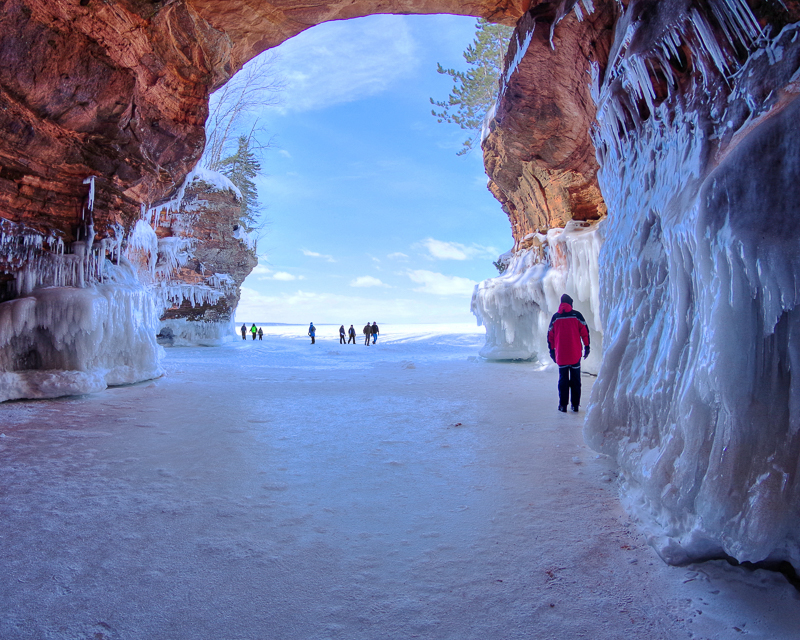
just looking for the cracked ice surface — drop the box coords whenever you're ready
[1,328,799,639]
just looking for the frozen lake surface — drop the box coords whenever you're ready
[1,325,799,639]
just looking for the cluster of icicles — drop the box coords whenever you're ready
[471,220,603,372]
[0,170,246,402]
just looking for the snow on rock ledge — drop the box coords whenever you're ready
[472,220,603,372]
[585,3,800,570]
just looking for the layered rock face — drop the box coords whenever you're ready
[483,5,613,247]
[152,172,258,346]
[473,3,614,361]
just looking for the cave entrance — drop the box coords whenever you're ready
[226,15,512,326]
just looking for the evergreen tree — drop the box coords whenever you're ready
[430,19,513,156]
[218,135,261,230]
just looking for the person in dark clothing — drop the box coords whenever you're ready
[240,323,247,340]
[339,325,346,344]
[257,327,263,340]
[347,325,356,344]
[547,293,590,413]
[251,323,258,340]
[363,323,371,346]
[371,322,379,344]
[308,322,316,344]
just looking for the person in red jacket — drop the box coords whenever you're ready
[547,293,590,413]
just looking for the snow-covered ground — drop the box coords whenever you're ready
[1,327,798,639]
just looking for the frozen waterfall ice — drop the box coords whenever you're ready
[471,220,603,373]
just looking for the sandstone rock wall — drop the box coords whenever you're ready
[152,175,258,345]
[482,3,614,249]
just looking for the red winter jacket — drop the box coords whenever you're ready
[547,303,590,366]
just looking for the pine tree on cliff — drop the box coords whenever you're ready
[219,135,261,230]
[430,19,513,156]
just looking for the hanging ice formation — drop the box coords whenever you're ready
[582,0,800,570]
[0,186,164,402]
[472,221,603,372]
[0,166,252,401]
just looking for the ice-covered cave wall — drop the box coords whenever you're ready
[476,0,800,571]
[0,168,255,402]
[0,181,165,402]
[582,0,800,570]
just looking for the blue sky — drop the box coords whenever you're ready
[234,14,511,324]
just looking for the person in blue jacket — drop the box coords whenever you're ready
[308,322,316,344]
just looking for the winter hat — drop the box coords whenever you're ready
[560,293,573,305]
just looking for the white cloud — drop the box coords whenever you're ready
[266,15,419,112]
[406,270,477,296]
[251,264,272,275]
[387,252,409,260]
[278,149,292,158]
[272,271,304,281]
[236,287,474,324]
[253,264,305,281]
[419,238,499,261]
[302,249,336,262]
[350,276,389,288]
[422,238,470,260]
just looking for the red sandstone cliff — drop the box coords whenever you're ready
[0,0,530,253]
[482,4,615,249]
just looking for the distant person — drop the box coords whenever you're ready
[257,327,263,341]
[371,322,379,344]
[240,323,247,341]
[339,325,346,344]
[547,293,590,413]
[363,323,371,346]
[308,322,316,345]
[348,325,356,344]
[250,323,258,341]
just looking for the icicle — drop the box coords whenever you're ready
[83,175,97,212]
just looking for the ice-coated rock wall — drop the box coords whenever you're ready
[0,167,255,401]
[0,260,164,402]
[147,169,258,346]
[584,0,800,569]
[472,220,603,372]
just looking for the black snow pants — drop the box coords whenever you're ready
[347,335,355,344]
[558,364,581,409]
[340,335,346,344]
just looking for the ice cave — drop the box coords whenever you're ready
[1,0,800,597]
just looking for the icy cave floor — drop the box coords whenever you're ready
[1,327,799,640]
